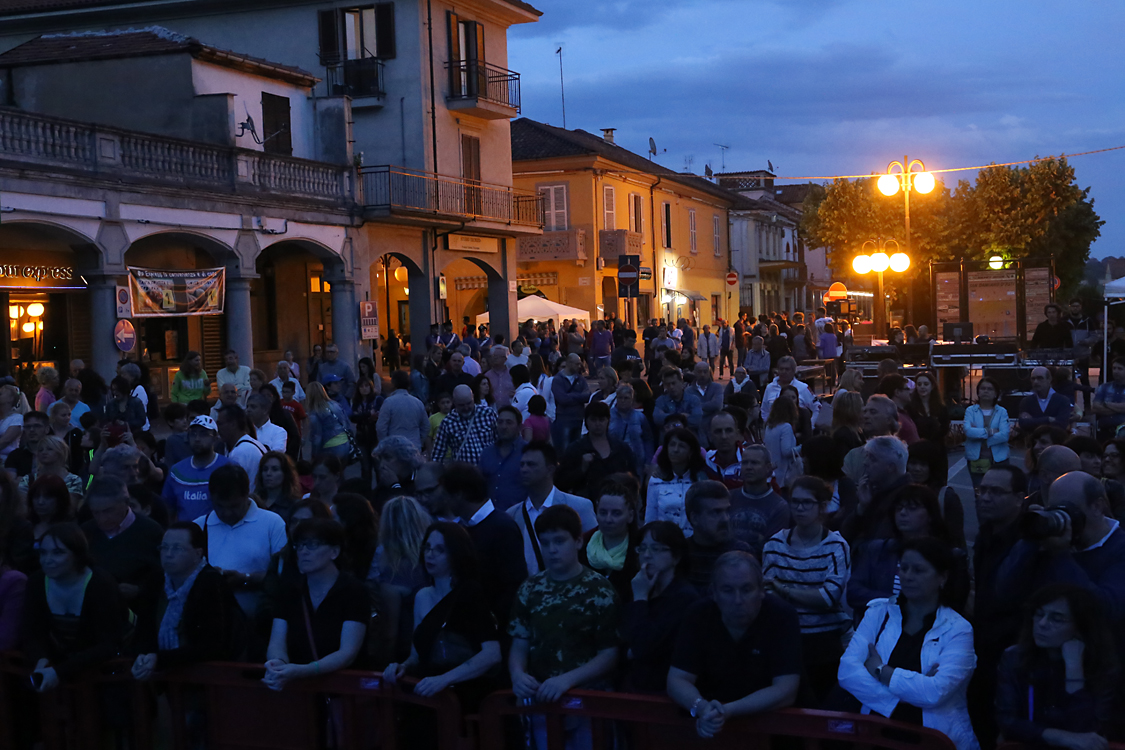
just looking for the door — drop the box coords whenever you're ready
[462,134,482,216]
[397,300,410,342]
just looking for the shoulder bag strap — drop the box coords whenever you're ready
[301,583,320,661]
[520,503,545,571]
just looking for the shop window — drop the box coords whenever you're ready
[309,275,332,293]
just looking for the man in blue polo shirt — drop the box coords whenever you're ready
[479,406,526,511]
[1093,357,1125,440]
[162,416,231,521]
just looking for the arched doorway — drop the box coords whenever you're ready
[602,277,619,320]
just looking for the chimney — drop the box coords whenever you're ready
[601,128,616,144]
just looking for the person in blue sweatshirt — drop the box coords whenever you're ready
[994,471,1125,627]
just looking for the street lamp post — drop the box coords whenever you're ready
[853,239,910,340]
[877,156,934,325]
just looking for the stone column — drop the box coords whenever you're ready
[487,238,518,345]
[89,276,119,382]
[225,277,254,369]
[330,279,358,368]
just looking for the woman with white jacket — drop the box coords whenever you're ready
[510,364,539,422]
[962,377,1010,488]
[838,537,979,750]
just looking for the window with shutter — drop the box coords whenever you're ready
[657,202,666,249]
[261,93,292,156]
[375,3,396,58]
[689,209,697,253]
[603,185,616,231]
[318,10,342,64]
[713,215,722,256]
[629,194,643,234]
[538,185,568,232]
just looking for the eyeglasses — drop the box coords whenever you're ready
[789,500,820,510]
[294,540,328,552]
[158,544,193,554]
[636,544,671,555]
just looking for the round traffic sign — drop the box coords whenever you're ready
[726,271,739,286]
[826,282,848,300]
[114,319,137,353]
[618,264,639,281]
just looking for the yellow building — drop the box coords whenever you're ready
[511,119,743,327]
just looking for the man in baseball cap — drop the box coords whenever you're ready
[161,415,232,521]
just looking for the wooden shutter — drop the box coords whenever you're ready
[713,215,722,256]
[603,185,615,230]
[375,3,396,58]
[261,93,292,156]
[661,202,671,248]
[447,11,461,94]
[318,9,341,65]
[461,134,481,181]
[472,21,486,96]
[689,209,697,253]
[630,194,643,234]
[538,185,567,232]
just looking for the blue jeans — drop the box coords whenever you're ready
[551,419,582,453]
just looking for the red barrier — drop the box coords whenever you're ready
[0,653,464,750]
[478,689,959,750]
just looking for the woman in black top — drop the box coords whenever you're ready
[263,518,369,690]
[556,401,637,500]
[24,523,127,691]
[907,440,966,550]
[383,522,500,709]
[260,499,332,636]
[621,521,699,693]
[908,371,950,446]
[996,584,1118,748]
[333,493,379,581]
[579,475,641,601]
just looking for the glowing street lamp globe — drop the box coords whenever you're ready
[870,252,890,273]
[877,174,900,196]
[912,172,936,194]
[989,255,1004,270]
[853,255,872,275]
[889,253,910,273]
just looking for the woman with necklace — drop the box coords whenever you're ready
[263,518,369,692]
[838,537,979,750]
[620,520,699,693]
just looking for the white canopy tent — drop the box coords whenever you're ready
[1101,277,1125,368]
[476,296,591,327]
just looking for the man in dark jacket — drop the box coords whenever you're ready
[132,521,244,678]
[551,353,590,452]
[445,462,527,638]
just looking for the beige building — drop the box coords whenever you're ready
[511,119,747,328]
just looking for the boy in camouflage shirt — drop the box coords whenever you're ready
[509,505,619,746]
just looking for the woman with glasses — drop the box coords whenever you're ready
[847,484,969,621]
[996,584,1117,749]
[579,475,640,601]
[620,520,699,693]
[24,523,127,692]
[383,522,500,709]
[1100,438,1125,482]
[763,476,852,702]
[132,522,243,679]
[260,499,333,635]
[263,518,369,690]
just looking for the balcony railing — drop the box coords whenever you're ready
[359,165,543,227]
[0,106,352,203]
[446,60,521,111]
[325,57,386,98]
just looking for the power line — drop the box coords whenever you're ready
[767,144,1125,182]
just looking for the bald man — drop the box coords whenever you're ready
[428,384,497,465]
[1030,444,1082,506]
[1018,366,1073,432]
[995,470,1125,626]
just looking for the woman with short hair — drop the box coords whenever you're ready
[19,436,84,500]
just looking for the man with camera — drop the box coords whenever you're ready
[994,470,1125,626]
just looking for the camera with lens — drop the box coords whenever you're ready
[1020,502,1087,542]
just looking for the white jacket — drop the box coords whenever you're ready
[838,598,979,750]
[536,374,556,421]
[962,404,1010,463]
[697,332,721,359]
[513,382,539,422]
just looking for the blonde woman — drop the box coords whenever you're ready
[816,369,865,434]
[304,381,352,461]
[19,436,84,500]
[371,495,432,662]
[831,390,866,458]
[35,366,59,413]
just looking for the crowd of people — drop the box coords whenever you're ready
[0,306,1121,750]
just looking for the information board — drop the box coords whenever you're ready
[967,270,1018,339]
[935,272,962,337]
[1025,267,1052,335]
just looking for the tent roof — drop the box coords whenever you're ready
[1106,277,1125,298]
[476,296,590,324]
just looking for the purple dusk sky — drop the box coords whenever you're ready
[510,0,1125,260]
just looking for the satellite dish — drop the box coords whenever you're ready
[768,160,775,172]
[648,137,657,156]
[705,164,713,178]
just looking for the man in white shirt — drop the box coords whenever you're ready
[759,356,817,422]
[216,404,267,492]
[245,393,287,453]
[459,344,482,376]
[193,463,286,617]
[814,306,834,336]
[216,349,252,407]
[270,360,305,401]
[506,441,595,574]
[506,339,531,370]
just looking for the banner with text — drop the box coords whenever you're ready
[128,267,226,317]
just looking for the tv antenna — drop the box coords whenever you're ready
[683,154,694,172]
[555,45,566,128]
[714,143,730,171]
